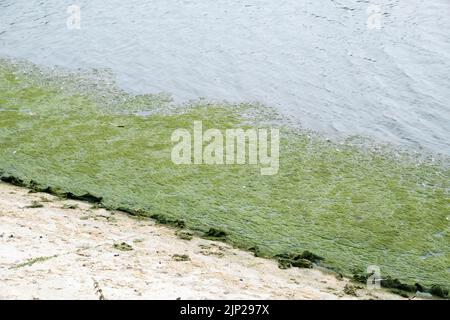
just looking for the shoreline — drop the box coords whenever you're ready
[0,182,409,300]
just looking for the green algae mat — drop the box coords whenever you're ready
[0,59,449,294]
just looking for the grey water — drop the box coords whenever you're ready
[1,0,449,155]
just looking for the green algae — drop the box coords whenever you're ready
[12,255,57,269]
[113,242,133,252]
[205,228,228,239]
[62,203,78,210]
[343,283,361,296]
[176,230,194,241]
[0,59,449,295]
[172,254,190,262]
[275,251,324,269]
[25,200,44,208]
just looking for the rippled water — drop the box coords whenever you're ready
[1,0,449,154]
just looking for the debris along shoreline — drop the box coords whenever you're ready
[0,182,415,300]
[0,59,449,297]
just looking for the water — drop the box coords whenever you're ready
[1,0,449,154]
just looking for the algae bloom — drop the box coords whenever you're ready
[0,59,448,294]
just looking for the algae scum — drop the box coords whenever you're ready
[0,60,449,294]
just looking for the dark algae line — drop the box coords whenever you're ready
[0,59,449,297]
